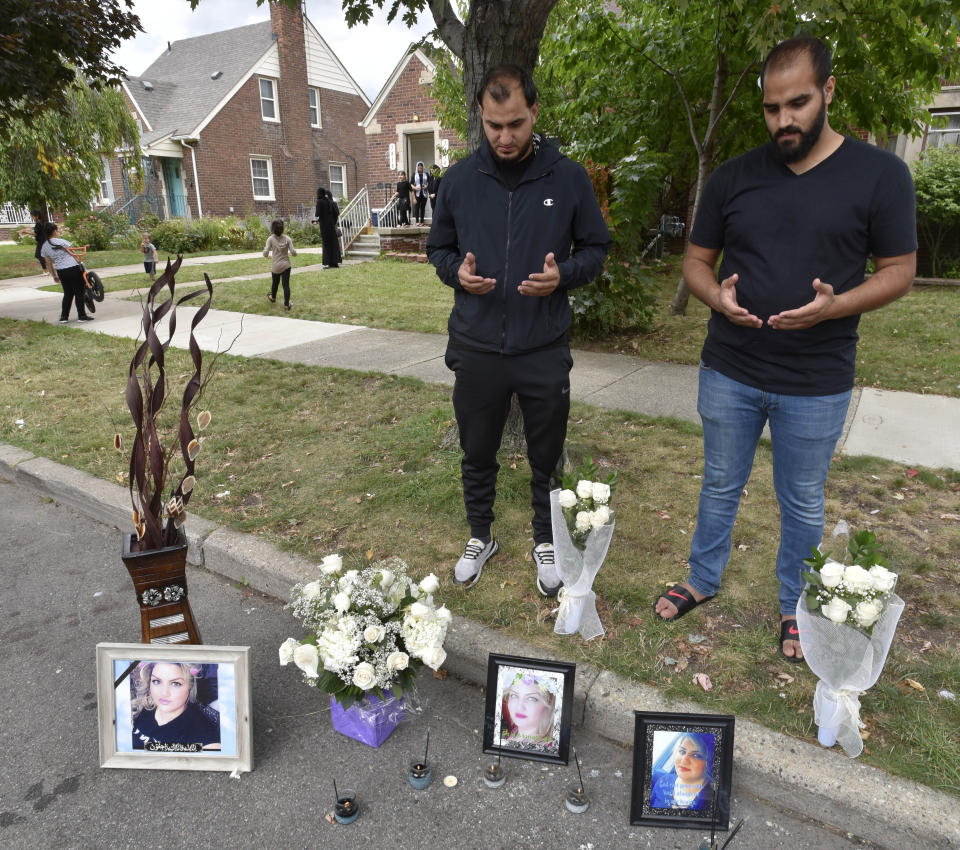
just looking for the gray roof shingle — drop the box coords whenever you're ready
[127,20,274,142]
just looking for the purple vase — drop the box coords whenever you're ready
[330,692,405,748]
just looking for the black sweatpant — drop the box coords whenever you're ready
[446,344,572,545]
[57,264,87,320]
[271,268,291,305]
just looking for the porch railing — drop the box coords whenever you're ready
[0,202,33,226]
[338,186,370,256]
[374,195,401,229]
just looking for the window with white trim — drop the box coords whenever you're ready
[309,87,321,128]
[924,111,960,150]
[98,157,114,204]
[259,78,278,121]
[250,156,275,200]
[329,163,346,200]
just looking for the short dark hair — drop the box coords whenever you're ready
[761,35,832,90]
[476,64,538,108]
[271,219,284,236]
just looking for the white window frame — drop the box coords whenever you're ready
[259,77,279,122]
[328,163,347,200]
[924,110,960,151]
[97,156,114,204]
[250,156,275,201]
[309,87,321,128]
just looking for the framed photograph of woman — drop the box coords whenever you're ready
[96,643,252,772]
[482,653,575,765]
[630,712,734,831]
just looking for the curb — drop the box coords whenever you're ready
[1,442,957,849]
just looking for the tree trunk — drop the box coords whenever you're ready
[432,0,559,151]
[670,47,729,315]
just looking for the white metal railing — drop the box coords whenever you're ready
[337,186,370,256]
[375,194,401,228]
[0,202,32,226]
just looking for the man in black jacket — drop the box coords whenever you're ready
[427,65,612,596]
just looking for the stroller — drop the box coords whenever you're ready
[72,246,105,314]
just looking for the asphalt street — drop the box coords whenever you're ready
[0,478,883,850]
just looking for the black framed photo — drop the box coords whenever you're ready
[96,643,252,772]
[482,653,575,765]
[630,711,734,831]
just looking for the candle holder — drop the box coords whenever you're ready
[564,783,590,814]
[334,790,359,824]
[483,762,506,789]
[408,759,432,790]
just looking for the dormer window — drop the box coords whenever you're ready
[259,78,278,122]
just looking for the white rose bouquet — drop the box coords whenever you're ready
[550,459,618,640]
[796,524,905,758]
[280,554,449,709]
[556,459,616,550]
[801,529,898,634]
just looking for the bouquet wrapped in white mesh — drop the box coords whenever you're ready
[798,524,903,757]
[549,461,617,640]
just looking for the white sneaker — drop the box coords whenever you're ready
[454,537,498,588]
[533,542,561,597]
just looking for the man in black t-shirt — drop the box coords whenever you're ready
[653,36,916,663]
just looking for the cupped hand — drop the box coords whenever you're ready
[458,251,496,294]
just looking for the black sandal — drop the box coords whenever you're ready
[653,584,714,622]
[779,617,804,663]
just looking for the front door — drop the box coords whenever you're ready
[161,158,187,218]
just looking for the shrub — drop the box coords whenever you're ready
[912,146,960,278]
[136,213,161,233]
[62,212,113,251]
[150,218,203,254]
[286,219,323,245]
[191,216,226,250]
[222,215,269,249]
[569,227,660,339]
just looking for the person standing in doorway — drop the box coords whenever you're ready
[427,64,611,596]
[651,36,917,663]
[412,161,429,225]
[394,170,412,227]
[428,165,442,217]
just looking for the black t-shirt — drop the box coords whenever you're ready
[132,703,220,751]
[396,180,411,202]
[690,137,916,395]
[495,150,535,191]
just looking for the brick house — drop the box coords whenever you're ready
[112,2,369,220]
[360,46,464,216]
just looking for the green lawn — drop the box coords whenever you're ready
[0,316,957,795]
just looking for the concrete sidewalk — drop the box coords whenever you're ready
[0,274,957,470]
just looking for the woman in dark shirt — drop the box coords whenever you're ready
[394,171,412,226]
[130,661,221,751]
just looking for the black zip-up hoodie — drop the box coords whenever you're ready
[427,136,612,355]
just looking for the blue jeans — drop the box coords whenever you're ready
[687,365,851,615]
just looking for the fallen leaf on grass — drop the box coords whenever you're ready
[365,548,374,560]
[920,641,933,653]
[892,492,904,501]
[940,513,960,521]
[906,468,918,478]
[674,656,689,673]
[776,673,795,684]
[655,510,671,520]
[692,673,712,691]
[904,678,925,692]
[499,580,516,589]
[860,730,871,741]
[280,481,294,488]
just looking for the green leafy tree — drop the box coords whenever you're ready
[0,0,141,127]
[539,0,960,313]
[0,77,142,220]
[912,146,960,278]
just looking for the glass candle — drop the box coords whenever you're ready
[334,790,360,824]
[408,759,432,790]
[565,784,590,813]
[483,763,506,789]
